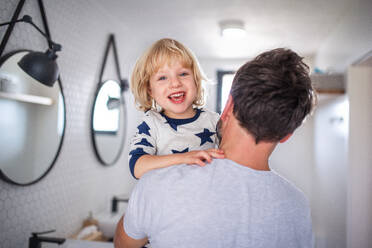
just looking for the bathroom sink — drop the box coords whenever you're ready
[62,239,113,248]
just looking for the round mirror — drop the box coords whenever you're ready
[91,79,126,165]
[0,50,66,185]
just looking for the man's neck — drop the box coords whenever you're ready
[219,115,276,171]
[223,141,274,171]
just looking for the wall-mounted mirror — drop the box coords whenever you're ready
[91,34,128,165]
[0,50,66,185]
[91,79,126,165]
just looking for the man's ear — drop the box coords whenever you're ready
[279,133,292,143]
[221,95,234,121]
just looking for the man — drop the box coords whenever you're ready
[115,48,315,248]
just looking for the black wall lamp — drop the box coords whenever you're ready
[0,0,62,87]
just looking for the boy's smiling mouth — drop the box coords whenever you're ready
[168,91,186,103]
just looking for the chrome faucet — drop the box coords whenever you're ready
[29,230,65,248]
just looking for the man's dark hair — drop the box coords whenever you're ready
[230,48,315,144]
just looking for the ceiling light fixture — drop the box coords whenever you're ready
[219,19,246,39]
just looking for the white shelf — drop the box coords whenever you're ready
[0,91,53,106]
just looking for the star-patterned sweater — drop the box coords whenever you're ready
[128,108,220,179]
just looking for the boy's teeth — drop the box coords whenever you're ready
[170,92,184,98]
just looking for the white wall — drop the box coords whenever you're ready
[312,95,349,248]
[269,118,314,201]
[314,0,372,73]
[347,64,372,248]
[313,0,372,246]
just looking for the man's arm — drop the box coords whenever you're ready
[114,216,148,248]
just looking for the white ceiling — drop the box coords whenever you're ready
[105,0,354,59]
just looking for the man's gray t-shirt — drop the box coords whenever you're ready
[124,159,313,248]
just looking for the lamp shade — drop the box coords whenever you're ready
[18,50,59,87]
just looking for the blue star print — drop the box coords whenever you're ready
[195,128,215,146]
[129,147,146,157]
[137,121,150,136]
[135,138,154,147]
[129,147,149,179]
[172,148,189,154]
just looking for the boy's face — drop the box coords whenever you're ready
[149,60,197,119]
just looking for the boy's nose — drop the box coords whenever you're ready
[170,77,182,88]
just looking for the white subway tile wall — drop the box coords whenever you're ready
[0,1,138,247]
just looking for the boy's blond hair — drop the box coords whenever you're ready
[131,38,205,112]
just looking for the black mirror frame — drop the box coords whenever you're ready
[90,34,128,166]
[0,50,66,186]
[0,0,66,186]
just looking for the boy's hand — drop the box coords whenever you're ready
[180,149,225,167]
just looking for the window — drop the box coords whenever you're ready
[216,70,235,113]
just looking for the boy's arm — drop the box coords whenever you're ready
[128,116,158,179]
[134,149,224,179]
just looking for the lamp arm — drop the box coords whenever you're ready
[0,15,61,51]
[0,19,25,27]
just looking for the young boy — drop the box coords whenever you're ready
[129,38,223,179]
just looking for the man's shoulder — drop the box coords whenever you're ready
[141,163,196,184]
[138,161,220,193]
[270,171,310,208]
